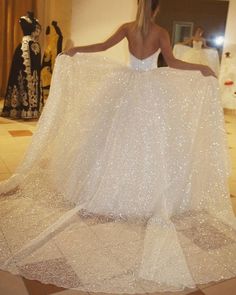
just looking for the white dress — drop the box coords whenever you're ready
[173,41,220,76]
[0,51,235,294]
[182,40,207,64]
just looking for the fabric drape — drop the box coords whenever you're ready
[0,53,235,293]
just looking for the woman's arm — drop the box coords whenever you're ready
[202,38,209,49]
[179,37,192,46]
[160,29,216,77]
[63,24,128,56]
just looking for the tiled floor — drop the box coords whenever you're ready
[0,100,236,294]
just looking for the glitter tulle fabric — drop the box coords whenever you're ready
[181,41,219,75]
[181,41,208,67]
[0,52,236,293]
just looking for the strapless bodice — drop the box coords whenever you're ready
[129,49,160,71]
[192,40,203,50]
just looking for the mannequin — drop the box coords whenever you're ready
[1,12,43,119]
[41,21,63,100]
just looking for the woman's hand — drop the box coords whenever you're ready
[200,65,216,78]
[62,47,79,57]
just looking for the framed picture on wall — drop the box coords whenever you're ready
[172,21,194,45]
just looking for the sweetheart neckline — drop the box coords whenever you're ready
[129,49,161,61]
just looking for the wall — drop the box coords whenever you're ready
[38,0,230,61]
[36,0,72,51]
[70,0,137,64]
[158,0,229,46]
[223,0,236,52]
[220,0,236,109]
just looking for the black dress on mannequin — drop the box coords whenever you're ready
[1,12,43,119]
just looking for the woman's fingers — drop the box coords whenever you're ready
[201,66,217,78]
[60,48,77,57]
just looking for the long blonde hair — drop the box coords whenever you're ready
[136,0,159,37]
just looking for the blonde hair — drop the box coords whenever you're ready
[136,0,159,37]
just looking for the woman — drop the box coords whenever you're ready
[64,13,214,76]
[180,27,208,49]
[174,27,220,75]
[0,0,235,293]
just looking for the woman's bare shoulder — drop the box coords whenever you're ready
[153,24,169,36]
[119,22,135,35]
[122,21,135,28]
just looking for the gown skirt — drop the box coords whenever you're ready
[173,43,220,77]
[0,53,236,293]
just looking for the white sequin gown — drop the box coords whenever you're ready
[0,51,236,293]
[173,41,220,76]
[182,40,207,64]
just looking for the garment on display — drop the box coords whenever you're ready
[1,12,43,119]
[41,21,63,101]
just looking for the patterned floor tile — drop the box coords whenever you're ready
[8,130,33,137]
[1,152,25,174]
[23,278,65,295]
[0,271,29,295]
[88,293,146,295]
[55,290,89,295]
[188,291,205,295]
[229,181,236,198]
[0,168,13,176]
[201,277,236,295]
[143,289,202,295]
[0,119,13,124]
[0,159,10,174]
[231,198,236,216]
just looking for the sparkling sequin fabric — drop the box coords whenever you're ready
[0,53,236,293]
